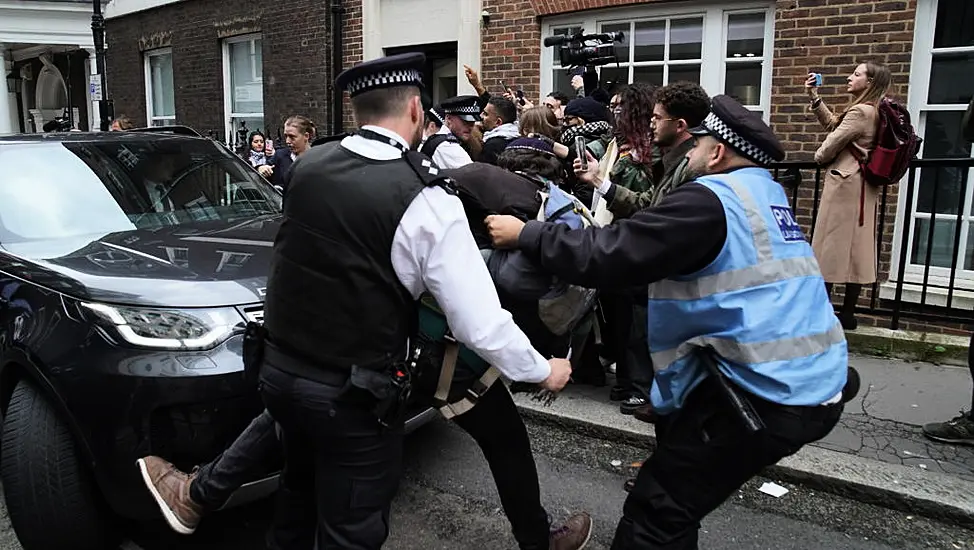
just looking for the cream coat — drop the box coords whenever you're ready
[811,101,880,284]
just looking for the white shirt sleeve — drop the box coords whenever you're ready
[432,142,473,170]
[597,177,613,195]
[391,186,552,384]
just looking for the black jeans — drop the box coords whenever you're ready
[610,377,843,550]
[190,409,279,511]
[260,363,403,550]
[612,298,653,400]
[449,382,551,549]
[189,409,316,549]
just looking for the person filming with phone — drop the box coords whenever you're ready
[804,62,893,330]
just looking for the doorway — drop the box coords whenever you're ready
[384,42,458,108]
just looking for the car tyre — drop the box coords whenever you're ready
[0,380,119,550]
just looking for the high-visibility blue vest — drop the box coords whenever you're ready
[647,167,848,415]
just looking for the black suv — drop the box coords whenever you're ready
[0,128,435,549]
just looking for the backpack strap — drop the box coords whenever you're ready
[419,133,459,158]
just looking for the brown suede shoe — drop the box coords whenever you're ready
[550,511,593,550]
[633,404,658,424]
[136,456,203,535]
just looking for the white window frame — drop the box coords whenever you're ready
[884,0,974,309]
[143,47,175,126]
[222,33,264,148]
[540,1,775,122]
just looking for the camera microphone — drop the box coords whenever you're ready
[543,35,568,47]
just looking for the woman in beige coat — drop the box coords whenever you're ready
[805,61,892,330]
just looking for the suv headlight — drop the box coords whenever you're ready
[81,303,244,350]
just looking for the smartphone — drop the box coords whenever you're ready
[498,79,508,91]
[811,72,823,87]
[575,136,588,171]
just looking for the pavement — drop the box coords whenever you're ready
[513,353,974,529]
[5,416,974,549]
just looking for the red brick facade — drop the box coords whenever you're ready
[106,0,333,143]
[106,0,970,334]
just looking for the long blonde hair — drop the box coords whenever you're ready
[829,61,892,131]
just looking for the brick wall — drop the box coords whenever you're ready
[106,0,332,143]
[340,0,363,130]
[770,0,920,329]
[771,0,917,156]
[480,0,544,105]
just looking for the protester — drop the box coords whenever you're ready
[479,96,520,165]
[242,130,275,168]
[110,115,133,131]
[544,91,572,123]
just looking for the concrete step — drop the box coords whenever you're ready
[846,325,969,367]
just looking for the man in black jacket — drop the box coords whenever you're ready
[479,96,520,165]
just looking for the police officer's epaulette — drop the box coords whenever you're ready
[311,133,350,147]
[404,150,458,196]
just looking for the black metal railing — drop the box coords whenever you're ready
[769,157,974,330]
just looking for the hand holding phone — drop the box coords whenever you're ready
[574,136,588,171]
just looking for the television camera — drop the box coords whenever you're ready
[41,110,73,133]
[543,31,625,69]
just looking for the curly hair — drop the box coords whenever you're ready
[614,82,656,165]
[653,82,711,129]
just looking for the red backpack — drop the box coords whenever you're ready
[850,97,922,187]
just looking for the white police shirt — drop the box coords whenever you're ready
[339,125,551,384]
[430,125,473,170]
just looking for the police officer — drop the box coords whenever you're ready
[422,105,446,141]
[487,95,850,549]
[259,52,572,549]
[420,94,479,168]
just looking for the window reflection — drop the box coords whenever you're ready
[0,140,282,245]
[933,0,974,49]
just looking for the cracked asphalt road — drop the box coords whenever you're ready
[0,416,972,549]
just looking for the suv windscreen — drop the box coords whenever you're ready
[0,138,283,244]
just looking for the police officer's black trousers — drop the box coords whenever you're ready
[610,377,843,549]
[261,363,403,550]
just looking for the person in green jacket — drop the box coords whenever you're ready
[581,82,711,220]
